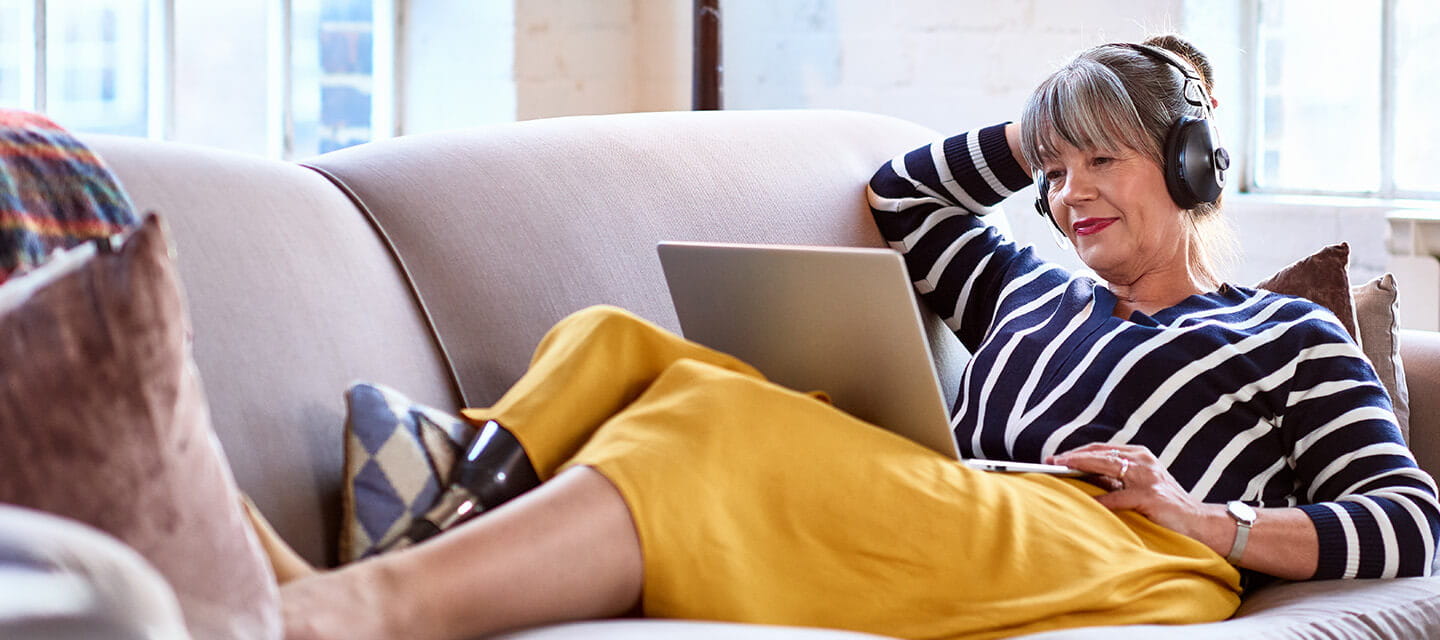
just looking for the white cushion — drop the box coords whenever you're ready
[0,505,190,640]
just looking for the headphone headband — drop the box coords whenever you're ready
[1109,42,1210,111]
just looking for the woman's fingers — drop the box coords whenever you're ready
[1049,446,1138,487]
[1094,488,1145,511]
[1051,445,1216,542]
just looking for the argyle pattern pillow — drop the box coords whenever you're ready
[339,382,475,563]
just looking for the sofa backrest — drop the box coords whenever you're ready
[80,136,462,566]
[304,109,953,410]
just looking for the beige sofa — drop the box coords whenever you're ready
[18,109,1440,638]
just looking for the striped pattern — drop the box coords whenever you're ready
[0,109,137,282]
[867,122,1440,579]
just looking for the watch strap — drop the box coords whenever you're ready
[1225,501,1254,564]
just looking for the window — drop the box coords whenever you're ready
[0,1,35,108]
[285,0,394,158]
[46,0,157,137]
[1252,0,1440,199]
[0,0,395,158]
[0,0,161,137]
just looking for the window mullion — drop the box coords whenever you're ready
[372,0,396,140]
[1379,0,1397,199]
[32,0,45,112]
[148,0,174,140]
[268,0,293,159]
[1240,0,1261,193]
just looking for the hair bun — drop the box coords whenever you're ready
[1143,34,1214,91]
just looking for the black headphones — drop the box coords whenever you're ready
[1033,42,1231,233]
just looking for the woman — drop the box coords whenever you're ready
[282,36,1437,640]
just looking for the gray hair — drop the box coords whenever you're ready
[1019,37,1237,287]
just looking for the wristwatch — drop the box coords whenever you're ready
[1225,500,1257,564]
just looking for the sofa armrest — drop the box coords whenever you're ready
[1401,329,1440,476]
[0,506,190,640]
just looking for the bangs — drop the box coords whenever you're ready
[1020,58,1158,171]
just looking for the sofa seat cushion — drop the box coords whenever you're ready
[494,620,895,639]
[1016,577,1440,638]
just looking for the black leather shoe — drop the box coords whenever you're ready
[371,420,540,555]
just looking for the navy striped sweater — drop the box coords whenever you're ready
[867,122,1439,579]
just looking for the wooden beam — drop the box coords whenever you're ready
[692,0,721,110]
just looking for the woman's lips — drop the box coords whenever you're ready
[1072,217,1117,237]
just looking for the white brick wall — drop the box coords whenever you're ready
[512,0,690,120]
[402,0,516,134]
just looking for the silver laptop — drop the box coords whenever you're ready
[657,241,961,459]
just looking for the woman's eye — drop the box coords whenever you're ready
[1044,170,1064,182]
[1092,156,1112,166]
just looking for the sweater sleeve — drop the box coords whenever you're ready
[1284,315,1440,578]
[866,123,1065,352]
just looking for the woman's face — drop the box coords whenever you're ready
[1039,142,1189,285]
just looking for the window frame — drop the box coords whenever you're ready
[12,0,172,139]
[1244,0,1439,201]
[9,0,396,159]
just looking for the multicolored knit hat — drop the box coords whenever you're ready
[0,109,139,283]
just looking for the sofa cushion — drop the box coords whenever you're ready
[494,620,895,639]
[340,382,474,562]
[0,215,279,639]
[301,110,959,411]
[1354,274,1412,440]
[1255,242,1360,340]
[0,505,190,640]
[0,109,138,283]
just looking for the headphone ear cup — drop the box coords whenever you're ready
[1163,116,1225,209]
[1033,173,1063,234]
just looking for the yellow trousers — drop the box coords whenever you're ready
[461,306,1240,640]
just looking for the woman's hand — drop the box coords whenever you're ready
[1048,443,1229,553]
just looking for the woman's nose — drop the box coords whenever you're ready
[1059,170,1097,207]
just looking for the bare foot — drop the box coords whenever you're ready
[280,561,404,640]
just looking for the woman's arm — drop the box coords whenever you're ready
[1281,318,1439,578]
[1053,315,1439,580]
[1051,443,1319,580]
[1003,122,1032,176]
[867,123,1058,351]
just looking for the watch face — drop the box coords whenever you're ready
[1229,501,1257,524]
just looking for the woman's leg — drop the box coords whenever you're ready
[285,306,756,638]
[282,467,640,640]
[461,304,763,478]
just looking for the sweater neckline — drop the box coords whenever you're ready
[1093,282,1242,327]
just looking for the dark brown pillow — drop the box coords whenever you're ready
[1255,242,1360,341]
[0,215,279,639]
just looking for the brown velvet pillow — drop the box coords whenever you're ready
[1353,274,1412,441]
[1255,242,1361,341]
[0,215,280,639]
